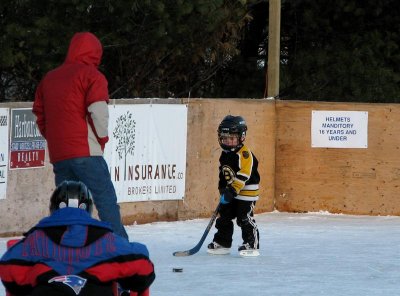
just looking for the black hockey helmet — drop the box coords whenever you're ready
[217,115,247,151]
[50,180,93,215]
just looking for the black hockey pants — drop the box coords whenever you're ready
[213,199,259,249]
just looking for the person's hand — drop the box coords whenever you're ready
[219,186,236,204]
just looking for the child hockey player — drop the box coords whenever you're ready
[208,115,261,257]
[0,181,155,295]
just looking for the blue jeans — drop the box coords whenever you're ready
[53,156,128,240]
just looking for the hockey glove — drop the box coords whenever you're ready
[219,186,237,204]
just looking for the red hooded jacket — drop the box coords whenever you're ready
[33,32,110,163]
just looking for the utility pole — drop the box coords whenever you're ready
[267,0,281,98]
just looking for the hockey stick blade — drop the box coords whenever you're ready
[173,204,220,256]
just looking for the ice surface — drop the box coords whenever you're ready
[1,211,399,296]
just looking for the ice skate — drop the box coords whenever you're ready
[207,241,231,255]
[238,243,260,257]
[117,283,131,296]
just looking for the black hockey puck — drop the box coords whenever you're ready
[172,268,183,273]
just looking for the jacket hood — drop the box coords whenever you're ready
[65,32,103,67]
[32,207,112,248]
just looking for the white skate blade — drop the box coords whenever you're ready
[207,248,231,255]
[239,249,260,257]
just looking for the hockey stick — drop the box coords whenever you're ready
[173,203,221,256]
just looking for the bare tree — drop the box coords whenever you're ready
[113,111,136,180]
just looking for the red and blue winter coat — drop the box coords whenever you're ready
[33,32,110,164]
[0,207,155,296]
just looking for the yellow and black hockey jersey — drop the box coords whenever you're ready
[218,144,260,201]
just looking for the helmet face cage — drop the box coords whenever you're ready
[50,181,93,215]
[217,115,247,151]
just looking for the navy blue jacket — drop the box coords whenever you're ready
[0,208,155,296]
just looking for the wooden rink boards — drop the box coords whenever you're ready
[275,101,400,215]
[0,98,399,236]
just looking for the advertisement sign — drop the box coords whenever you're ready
[311,110,368,148]
[0,108,9,199]
[9,108,46,169]
[104,104,187,202]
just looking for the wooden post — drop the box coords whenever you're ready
[267,0,281,98]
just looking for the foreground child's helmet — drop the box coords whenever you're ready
[217,115,247,151]
[50,180,93,214]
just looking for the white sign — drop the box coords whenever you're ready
[311,110,368,148]
[0,108,9,199]
[104,104,187,202]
